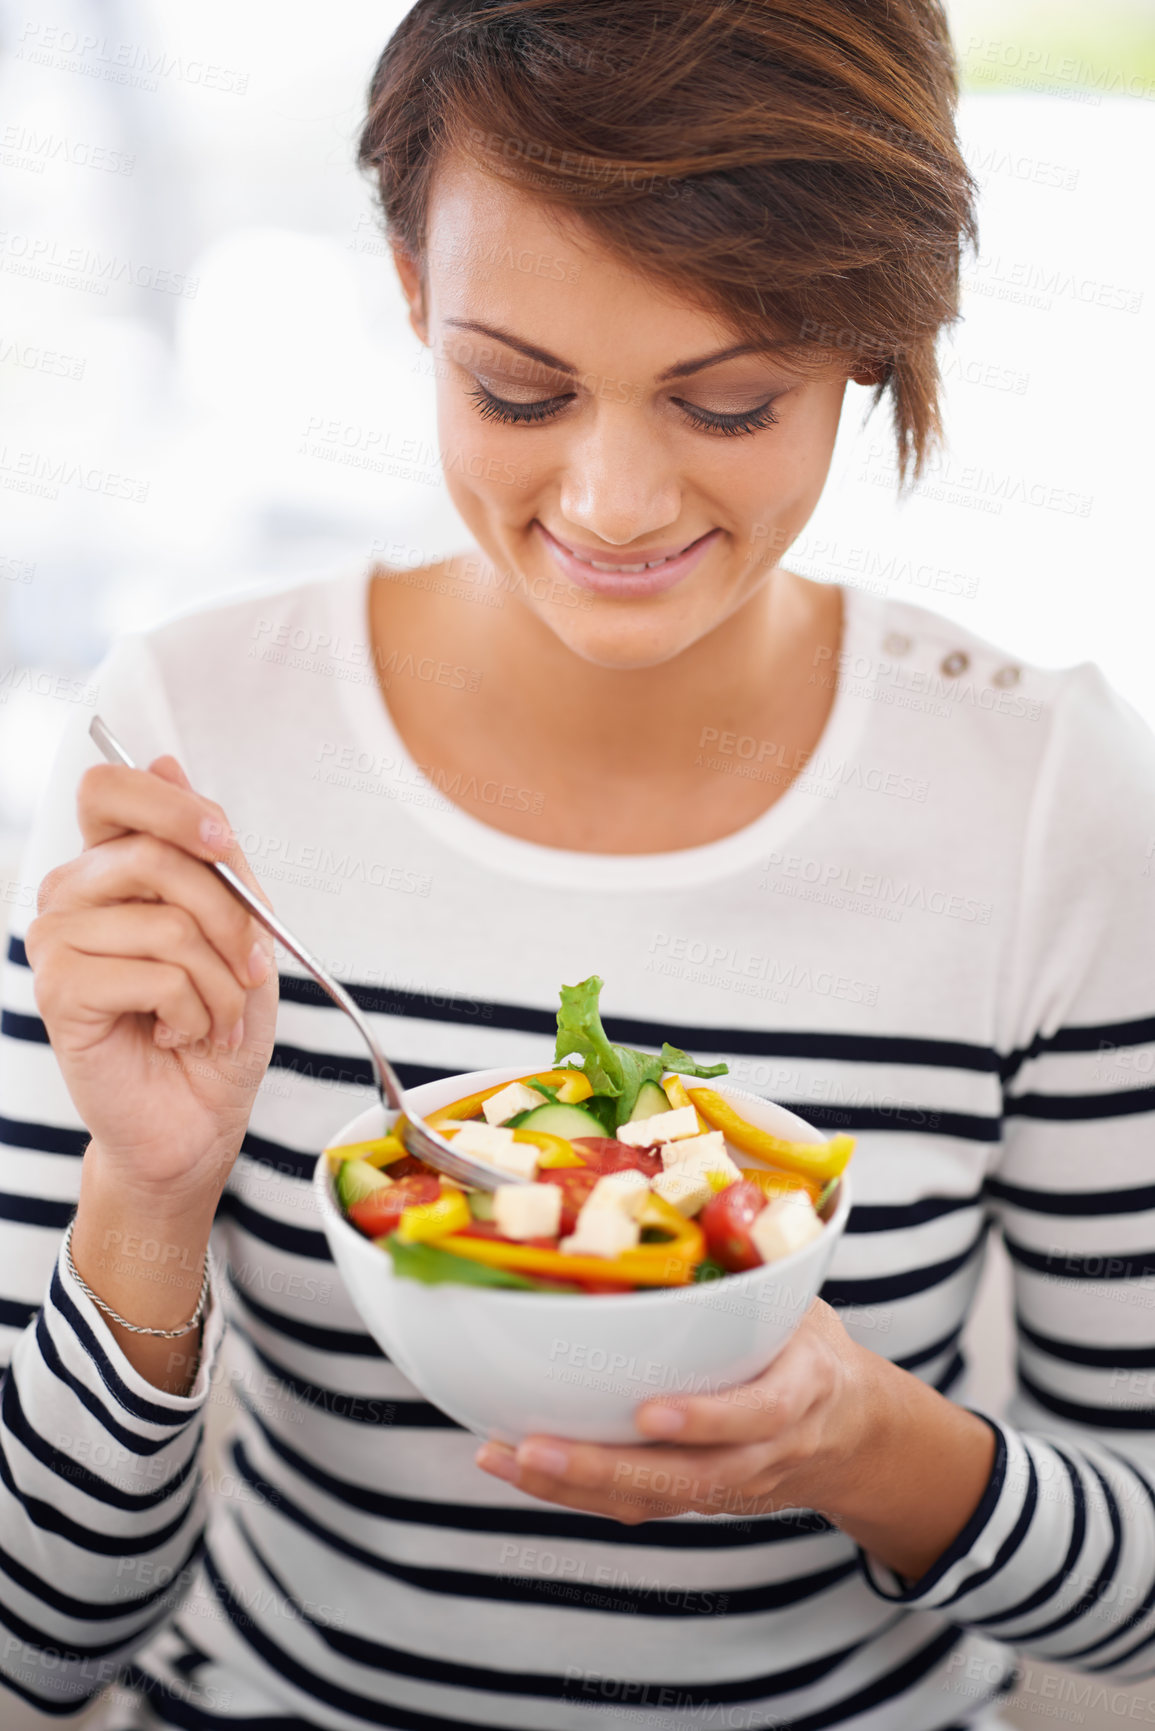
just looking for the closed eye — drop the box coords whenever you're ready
[467,383,780,436]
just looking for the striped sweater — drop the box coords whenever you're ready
[1,566,1154,1730]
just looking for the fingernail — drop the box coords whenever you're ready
[518,1442,569,1477]
[226,1017,244,1051]
[247,942,268,985]
[476,1445,518,1483]
[638,1405,686,1438]
[200,817,234,851]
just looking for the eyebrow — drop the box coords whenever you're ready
[443,319,776,382]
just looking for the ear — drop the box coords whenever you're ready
[390,239,429,345]
[851,358,891,389]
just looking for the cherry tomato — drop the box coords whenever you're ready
[699,1180,767,1272]
[572,1136,663,1178]
[382,1154,433,1181]
[537,1166,600,1234]
[347,1174,440,1239]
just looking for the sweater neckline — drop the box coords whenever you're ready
[330,562,880,891]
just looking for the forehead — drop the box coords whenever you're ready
[422,149,749,364]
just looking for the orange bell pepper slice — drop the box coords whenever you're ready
[434,1192,703,1287]
[426,1069,591,1129]
[686,1088,854,1186]
[325,1132,408,1172]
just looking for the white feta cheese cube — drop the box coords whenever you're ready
[749,1194,825,1264]
[651,1169,714,1217]
[561,1206,641,1258]
[586,1170,650,1219]
[482,1082,546,1126]
[490,1142,540,1180]
[660,1130,727,1168]
[450,1121,517,1162]
[493,1182,563,1240]
[616,1105,700,1147]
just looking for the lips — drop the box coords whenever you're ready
[534,520,721,599]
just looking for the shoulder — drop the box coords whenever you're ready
[141,567,369,674]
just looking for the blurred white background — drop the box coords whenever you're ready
[1,1,1152,1726]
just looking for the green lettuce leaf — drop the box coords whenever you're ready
[383,1236,581,1291]
[554,976,728,1127]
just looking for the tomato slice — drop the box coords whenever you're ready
[699,1179,767,1272]
[571,1136,663,1178]
[537,1166,600,1234]
[347,1174,440,1239]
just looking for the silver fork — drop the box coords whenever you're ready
[88,714,527,1191]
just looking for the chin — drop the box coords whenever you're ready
[531,595,710,672]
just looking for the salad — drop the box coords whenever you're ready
[327,976,854,1293]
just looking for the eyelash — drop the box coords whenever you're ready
[466,384,780,438]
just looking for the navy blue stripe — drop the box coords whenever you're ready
[747,1626,966,1731]
[943,1448,1038,1607]
[746,1100,999,1141]
[971,1448,1086,1630]
[0,1113,88,1157]
[35,1310,182,1456]
[822,1224,987,1306]
[3,1370,197,1511]
[1018,1366,1155,1429]
[231,1437,856,1615]
[1071,1457,1155,1662]
[1016,1459,1124,1644]
[0,1527,203,1625]
[238,1128,318,1187]
[237,1391,832,1547]
[4,935,27,967]
[0,1189,74,1227]
[0,1408,199,1556]
[120,1665,315,1731]
[225,1273,385,1358]
[988,1175,1155,1216]
[0,1008,49,1044]
[218,1191,330,1261]
[1004,1237,1155,1281]
[846,1195,979,1232]
[49,1266,193,1428]
[1016,1315,1155,1370]
[893,1322,965,1373]
[231,1521,878,1704]
[1005,1085,1155,1122]
[230,1318,458,1428]
[0,1295,38,1330]
[269,1041,374,1091]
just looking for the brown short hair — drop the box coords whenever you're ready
[358,0,978,484]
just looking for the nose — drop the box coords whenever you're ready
[556,407,682,546]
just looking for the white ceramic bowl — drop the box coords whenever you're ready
[313,1067,851,1444]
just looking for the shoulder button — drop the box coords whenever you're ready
[883,632,912,655]
[941,650,969,677]
[992,664,1021,688]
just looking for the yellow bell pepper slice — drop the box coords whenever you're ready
[325,1133,408,1172]
[395,1187,470,1244]
[512,1130,587,1169]
[686,1088,855,1186]
[426,1069,590,1129]
[742,1166,823,1206]
[435,1191,703,1287]
[661,1073,710,1131]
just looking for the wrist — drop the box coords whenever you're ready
[786,1339,894,1524]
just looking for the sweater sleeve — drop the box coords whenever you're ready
[859,661,1155,1681]
[0,636,226,1715]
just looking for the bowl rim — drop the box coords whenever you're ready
[313,1067,852,1310]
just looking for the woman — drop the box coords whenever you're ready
[2,2,1153,1727]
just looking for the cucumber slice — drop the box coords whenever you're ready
[627,1080,672,1122]
[516,1101,607,1140]
[467,1191,497,1221]
[336,1159,394,1211]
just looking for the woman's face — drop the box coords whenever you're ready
[395,152,857,671]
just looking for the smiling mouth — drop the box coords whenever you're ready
[539,524,716,573]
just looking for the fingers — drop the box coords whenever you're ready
[77,761,236,859]
[475,1436,775,1522]
[39,833,270,993]
[37,903,249,1048]
[32,950,224,1051]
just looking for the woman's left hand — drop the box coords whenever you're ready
[475,1298,882,1525]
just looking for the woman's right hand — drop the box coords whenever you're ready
[24,754,280,1212]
